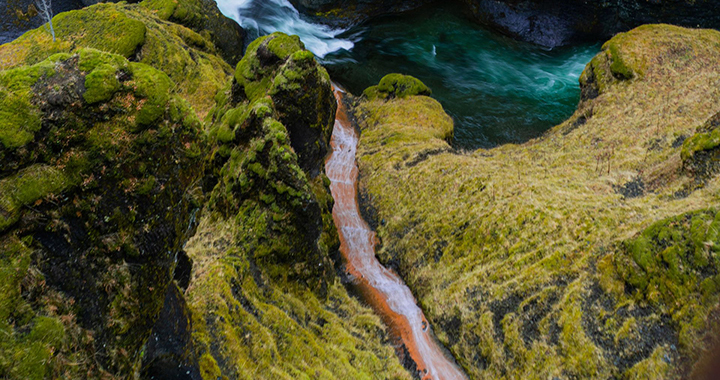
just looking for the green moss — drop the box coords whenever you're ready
[0,165,72,232]
[141,0,178,20]
[52,4,147,58]
[606,41,634,79]
[83,63,120,104]
[129,62,173,127]
[681,127,720,162]
[233,33,309,103]
[266,34,304,61]
[363,73,431,100]
[0,237,70,380]
[78,48,129,72]
[28,316,66,347]
[615,210,720,306]
[0,88,41,149]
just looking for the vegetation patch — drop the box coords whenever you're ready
[355,24,720,379]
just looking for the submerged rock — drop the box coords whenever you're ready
[354,24,720,379]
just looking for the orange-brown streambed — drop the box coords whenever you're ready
[325,85,467,380]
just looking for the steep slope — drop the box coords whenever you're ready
[0,2,411,379]
[184,33,411,380]
[355,25,720,379]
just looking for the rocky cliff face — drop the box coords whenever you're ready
[288,0,433,27]
[0,2,410,379]
[461,0,720,47]
[291,0,720,48]
[354,24,720,379]
[0,47,205,378]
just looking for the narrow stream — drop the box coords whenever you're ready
[325,85,467,380]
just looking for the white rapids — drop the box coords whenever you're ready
[214,0,353,58]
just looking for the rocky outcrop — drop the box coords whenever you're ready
[0,48,205,378]
[354,24,720,379]
[460,0,720,47]
[183,32,410,379]
[0,1,412,378]
[289,0,433,27]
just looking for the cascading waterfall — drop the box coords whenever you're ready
[213,0,353,57]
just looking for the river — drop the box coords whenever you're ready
[214,0,597,149]
[326,85,467,380]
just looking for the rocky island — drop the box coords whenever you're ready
[1,0,720,379]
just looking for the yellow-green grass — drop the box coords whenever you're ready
[184,213,411,380]
[355,24,720,379]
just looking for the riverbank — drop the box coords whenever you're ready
[354,26,720,379]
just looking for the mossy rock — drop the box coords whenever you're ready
[0,1,233,117]
[232,32,335,173]
[83,63,121,104]
[0,50,205,378]
[681,112,720,181]
[615,210,720,306]
[140,0,246,65]
[363,73,432,100]
[181,33,410,379]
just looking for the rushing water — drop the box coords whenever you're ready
[214,0,598,148]
[326,85,467,380]
[320,3,599,148]
[214,0,353,57]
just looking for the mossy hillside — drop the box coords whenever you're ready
[185,213,410,380]
[355,24,720,379]
[580,24,719,99]
[0,50,205,378]
[0,1,233,117]
[183,34,410,379]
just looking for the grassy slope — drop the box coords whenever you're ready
[355,24,720,379]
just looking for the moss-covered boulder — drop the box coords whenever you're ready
[354,24,720,379]
[363,73,432,101]
[0,49,204,378]
[141,0,246,65]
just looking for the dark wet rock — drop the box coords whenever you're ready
[289,0,433,27]
[141,283,201,380]
[0,0,83,44]
[460,0,720,47]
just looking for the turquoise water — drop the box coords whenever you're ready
[214,0,598,149]
[320,3,598,148]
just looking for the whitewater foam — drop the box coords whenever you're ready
[214,0,353,57]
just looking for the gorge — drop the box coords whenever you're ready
[1,0,720,379]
